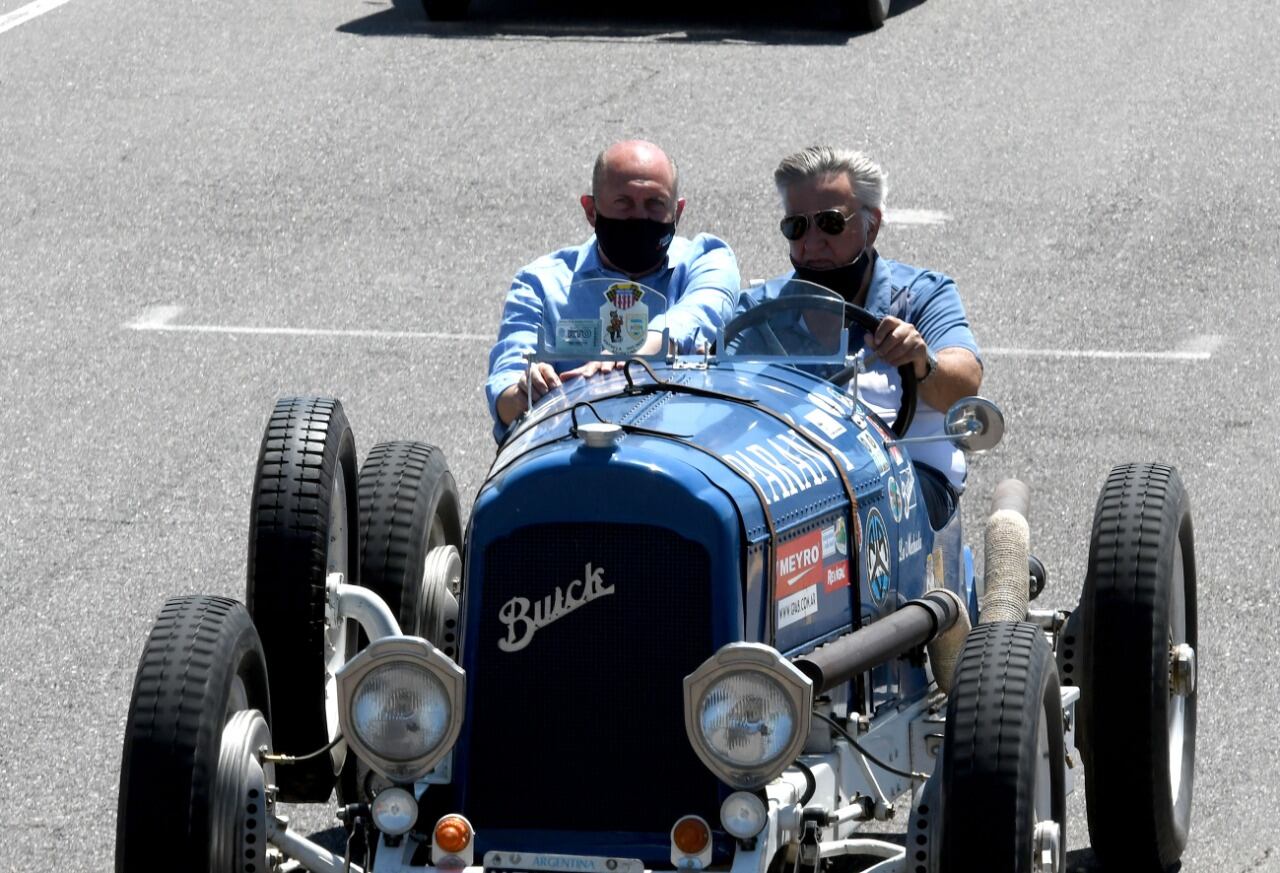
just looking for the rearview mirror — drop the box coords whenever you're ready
[944,397,1005,454]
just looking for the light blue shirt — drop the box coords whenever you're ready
[486,233,740,436]
[738,254,981,490]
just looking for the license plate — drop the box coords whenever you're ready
[483,851,644,873]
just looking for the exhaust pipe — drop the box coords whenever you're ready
[793,590,962,694]
[981,478,1031,624]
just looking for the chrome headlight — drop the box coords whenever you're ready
[683,643,812,789]
[336,636,465,782]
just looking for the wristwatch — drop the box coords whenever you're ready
[919,346,939,383]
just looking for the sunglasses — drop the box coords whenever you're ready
[779,209,862,241]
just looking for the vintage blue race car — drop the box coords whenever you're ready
[115,279,1199,873]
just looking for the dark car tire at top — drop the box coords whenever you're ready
[422,0,469,20]
[359,441,463,642]
[1080,463,1197,872]
[115,596,271,873]
[246,395,359,803]
[939,621,1067,873]
[844,0,890,29]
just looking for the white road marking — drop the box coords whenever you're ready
[126,306,490,342]
[884,208,950,226]
[983,346,1212,362]
[126,307,1218,361]
[0,0,72,35]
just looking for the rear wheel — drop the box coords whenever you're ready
[940,621,1066,873]
[246,395,359,802]
[358,441,463,649]
[1080,463,1197,872]
[116,596,274,872]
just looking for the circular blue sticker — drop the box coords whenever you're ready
[865,507,892,607]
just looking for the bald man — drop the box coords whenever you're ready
[487,140,740,435]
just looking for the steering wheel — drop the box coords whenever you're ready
[722,294,918,438]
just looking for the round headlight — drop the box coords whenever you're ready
[352,662,451,761]
[698,670,797,767]
[721,791,767,839]
[371,786,418,836]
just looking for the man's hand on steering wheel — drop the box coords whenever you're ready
[866,316,929,379]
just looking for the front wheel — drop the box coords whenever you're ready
[1080,463,1197,871]
[939,621,1066,873]
[843,0,891,29]
[246,395,359,801]
[115,596,274,872]
[422,0,469,20]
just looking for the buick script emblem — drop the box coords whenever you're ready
[497,563,614,652]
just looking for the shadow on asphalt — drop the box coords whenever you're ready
[338,0,928,44]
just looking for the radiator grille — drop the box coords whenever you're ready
[464,522,717,832]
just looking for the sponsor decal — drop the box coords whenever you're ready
[899,531,924,562]
[600,283,648,354]
[497,563,614,653]
[555,319,600,354]
[775,530,823,597]
[822,524,837,558]
[835,516,848,555]
[806,388,854,418]
[887,475,902,522]
[864,508,892,607]
[777,585,819,629]
[887,441,905,467]
[898,464,918,520]
[857,431,891,475]
[824,559,851,592]
[804,408,846,439]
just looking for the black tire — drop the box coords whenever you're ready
[1080,463,1197,872]
[358,441,463,638]
[843,0,890,29]
[115,596,271,872]
[246,395,359,802]
[940,621,1066,873]
[422,0,469,20]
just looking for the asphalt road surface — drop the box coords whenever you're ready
[2,0,1277,870]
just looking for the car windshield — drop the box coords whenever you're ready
[536,278,669,363]
[720,279,851,364]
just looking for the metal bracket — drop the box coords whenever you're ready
[791,818,822,873]
[905,770,944,873]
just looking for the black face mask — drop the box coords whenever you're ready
[790,249,874,303]
[593,213,677,276]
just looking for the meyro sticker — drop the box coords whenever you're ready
[775,530,823,597]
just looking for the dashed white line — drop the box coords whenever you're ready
[126,306,490,342]
[0,0,72,35]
